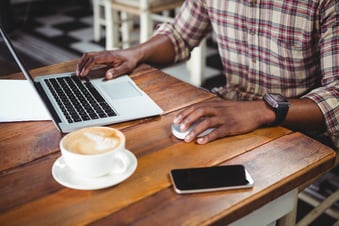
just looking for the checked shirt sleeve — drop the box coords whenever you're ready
[303,0,339,147]
[153,0,212,63]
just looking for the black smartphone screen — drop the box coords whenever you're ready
[170,165,253,193]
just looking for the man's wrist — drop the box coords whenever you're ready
[130,45,144,66]
[260,100,276,126]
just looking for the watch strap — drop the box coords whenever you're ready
[271,104,289,126]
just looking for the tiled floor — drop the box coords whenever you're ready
[1,1,338,225]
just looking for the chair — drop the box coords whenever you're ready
[296,154,339,226]
[93,0,183,49]
[92,0,207,86]
[297,189,339,226]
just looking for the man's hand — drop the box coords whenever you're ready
[173,99,274,144]
[76,49,141,80]
[75,35,175,80]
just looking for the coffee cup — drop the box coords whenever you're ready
[60,126,129,178]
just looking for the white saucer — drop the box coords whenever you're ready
[52,150,137,190]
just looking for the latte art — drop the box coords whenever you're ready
[83,131,120,151]
[63,127,123,155]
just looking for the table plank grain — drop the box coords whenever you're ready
[0,127,294,226]
[90,133,335,226]
[0,61,336,226]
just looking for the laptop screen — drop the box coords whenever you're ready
[0,26,36,82]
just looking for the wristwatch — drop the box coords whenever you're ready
[263,93,290,126]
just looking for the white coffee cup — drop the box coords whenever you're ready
[60,127,129,178]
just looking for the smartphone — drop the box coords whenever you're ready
[169,164,254,194]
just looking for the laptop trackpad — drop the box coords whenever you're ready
[100,80,142,100]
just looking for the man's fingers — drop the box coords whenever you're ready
[105,62,133,79]
[77,52,116,77]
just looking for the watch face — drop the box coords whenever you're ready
[271,94,287,102]
[264,93,289,108]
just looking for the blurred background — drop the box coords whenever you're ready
[0,1,338,225]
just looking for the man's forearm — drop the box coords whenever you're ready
[283,98,327,133]
[131,34,176,67]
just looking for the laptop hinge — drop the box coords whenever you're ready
[35,82,62,129]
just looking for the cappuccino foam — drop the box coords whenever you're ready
[63,127,122,155]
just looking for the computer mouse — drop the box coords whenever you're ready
[171,121,214,140]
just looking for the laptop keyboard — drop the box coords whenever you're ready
[45,75,117,123]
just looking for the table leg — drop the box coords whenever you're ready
[230,189,298,226]
[276,189,298,226]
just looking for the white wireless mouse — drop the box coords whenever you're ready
[171,121,214,140]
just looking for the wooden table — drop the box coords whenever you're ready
[0,61,336,226]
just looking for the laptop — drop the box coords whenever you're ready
[0,25,163,133]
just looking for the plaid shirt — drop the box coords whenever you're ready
[155,0,339,147]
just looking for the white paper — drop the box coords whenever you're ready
[0,80,51,122]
